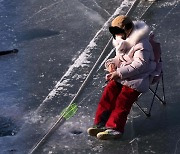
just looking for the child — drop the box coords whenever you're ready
[87,15,157,140]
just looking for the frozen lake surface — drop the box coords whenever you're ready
[0,0,180,153]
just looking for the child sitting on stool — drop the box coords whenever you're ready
[87,15,156,140]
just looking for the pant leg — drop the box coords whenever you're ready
[94,80,122,127]
[106,85,140,133]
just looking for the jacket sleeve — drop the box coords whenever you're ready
[117,48,151,79]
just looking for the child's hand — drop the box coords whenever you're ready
[107,63,116,73]
[106,71,120,81]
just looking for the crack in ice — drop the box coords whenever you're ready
[92,0,111,16]
[21,1,62,24]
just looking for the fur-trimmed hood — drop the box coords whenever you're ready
[127,21,150,47]
[112,21,150,53]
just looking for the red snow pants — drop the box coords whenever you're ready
[94,80,140,133]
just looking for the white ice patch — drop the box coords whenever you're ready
[43,41,96,102]
[92,145,103,153]
[158,0,179,7]
[132,114,141,119]
[23,109,61,124]
[23,111,44,124]
[129,137,140,144]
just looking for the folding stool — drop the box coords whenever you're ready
[134,33,166,117]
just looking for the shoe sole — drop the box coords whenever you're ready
[87,128,106,137]
[97,133,122,140]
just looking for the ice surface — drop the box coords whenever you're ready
[0,0,180,153]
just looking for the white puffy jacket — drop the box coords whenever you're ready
[105,21,157,93]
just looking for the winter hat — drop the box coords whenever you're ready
[109,15,134,39]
